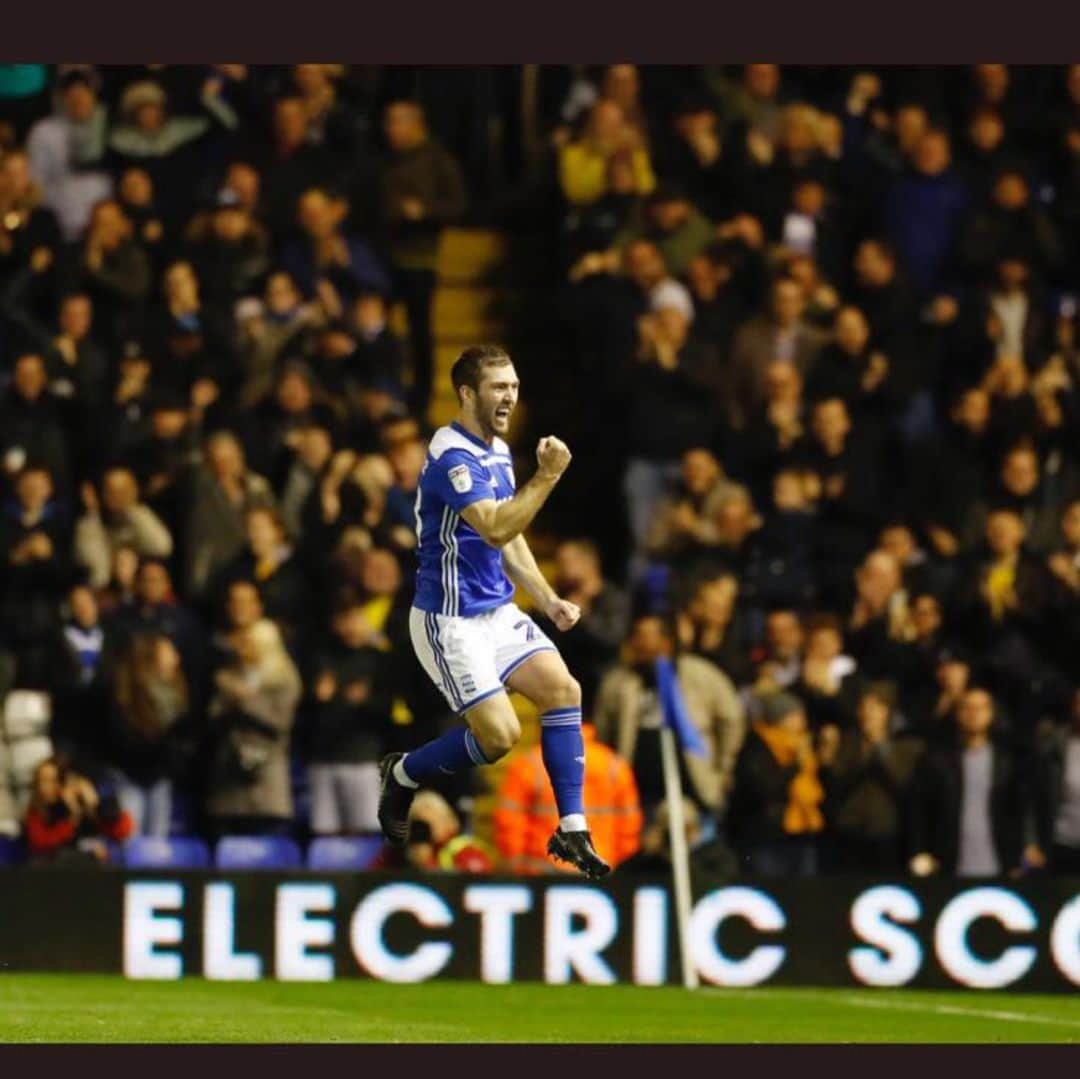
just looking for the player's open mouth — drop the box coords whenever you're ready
[495,408,510,420]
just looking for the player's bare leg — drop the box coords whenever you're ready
[461,692,522,761]
[506,650,610,879]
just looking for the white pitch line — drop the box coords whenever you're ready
[833,993,1080,1032]
[700,987,1080,1032]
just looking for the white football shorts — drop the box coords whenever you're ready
[409,602,557,713]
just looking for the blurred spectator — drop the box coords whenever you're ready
[708,64,785,147]
[241,362,339,485]
[210,506,307,640]
[729,276,827,428]
[109,559,203,688]
[659,99,743,221]
[743,467,818,610]
[685,246,755,356]
[846,549,911,684]
[806,399,884,605]
[594,614,745,816]
[960,168,1065,286]
[597,65,651,144]
[26,68,112,241]
[0,149,62,290]
[897,592,949,722]
[914,387,997,553]
[733,361,810,499]
[23,756,131,864]
[0,353,73,494]
[754,608,805,691]
[0,463,74,687]
[619,795,739,880]
[400,789,495,874]
[183,431,274,602]
[184,187,270,309]
[806,305,892,418]
[623,307,721,575]
[204,618,301,839]
[1034,688,1080,873]
[676,571,754,686]
[494,722,642,873]
[794,613,858,731]
[209,577,264,670]
[559,99,656,208]
[379,99,466,413]
[236,271,324,407]
[289,65,359,161]
[957,508,1052,682]
[728,691,825,875]
[883,128,967,298]
[646,448,742,571]
[615,184,717,277]
[49,584,113,777]
[849,237,919,356]
[107,77,238,222]
[279,424,334,542]
[963,442,1072,556]
[281,186,389,301]
[819,683,922,871]
[320,291,407,404]
[117,167,168,261]
[74,468,172,589]
[145,259,237,407]
[908,687,1034,877]
[304,596,393,835]
[563,149,649,265]
[108,634,190,836]
[78,200,151,346]
[534,539,630,713]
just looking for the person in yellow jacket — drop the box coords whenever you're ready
[494,723,643,874]
[559,99,656,208]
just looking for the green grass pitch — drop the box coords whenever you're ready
[1,975,1079,1042]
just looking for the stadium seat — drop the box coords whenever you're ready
[0,835,25,866]
[2,691,51,740]
[8,736,53,790]
[307,835,385,871]
[124,836,211,869]
[215,835,302,871]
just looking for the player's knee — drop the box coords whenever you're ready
[477,715,521,761]
[543,674,582,713]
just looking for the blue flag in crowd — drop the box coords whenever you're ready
[655,656,707,758]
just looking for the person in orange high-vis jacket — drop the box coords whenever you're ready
[494,723,643,874]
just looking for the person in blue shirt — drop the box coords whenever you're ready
[377,344,610,878]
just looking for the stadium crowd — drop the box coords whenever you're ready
[1,63,1080,880]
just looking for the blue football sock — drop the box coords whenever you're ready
[402,726,489,784]
[540,708,585,822]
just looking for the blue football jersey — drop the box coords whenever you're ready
[413,422,516,617]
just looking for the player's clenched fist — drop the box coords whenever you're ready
[536,436,572,480]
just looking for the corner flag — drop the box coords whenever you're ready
[655,656,707,757]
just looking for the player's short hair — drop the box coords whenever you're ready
[451,345,512,403]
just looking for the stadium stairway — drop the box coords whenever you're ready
[427,228,516,429]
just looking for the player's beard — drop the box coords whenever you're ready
[482,400,513,438]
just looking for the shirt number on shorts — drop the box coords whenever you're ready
[514,619,537,642]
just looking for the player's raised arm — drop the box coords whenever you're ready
[460,436,571,548]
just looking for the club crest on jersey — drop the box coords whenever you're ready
[448,464,473,494]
